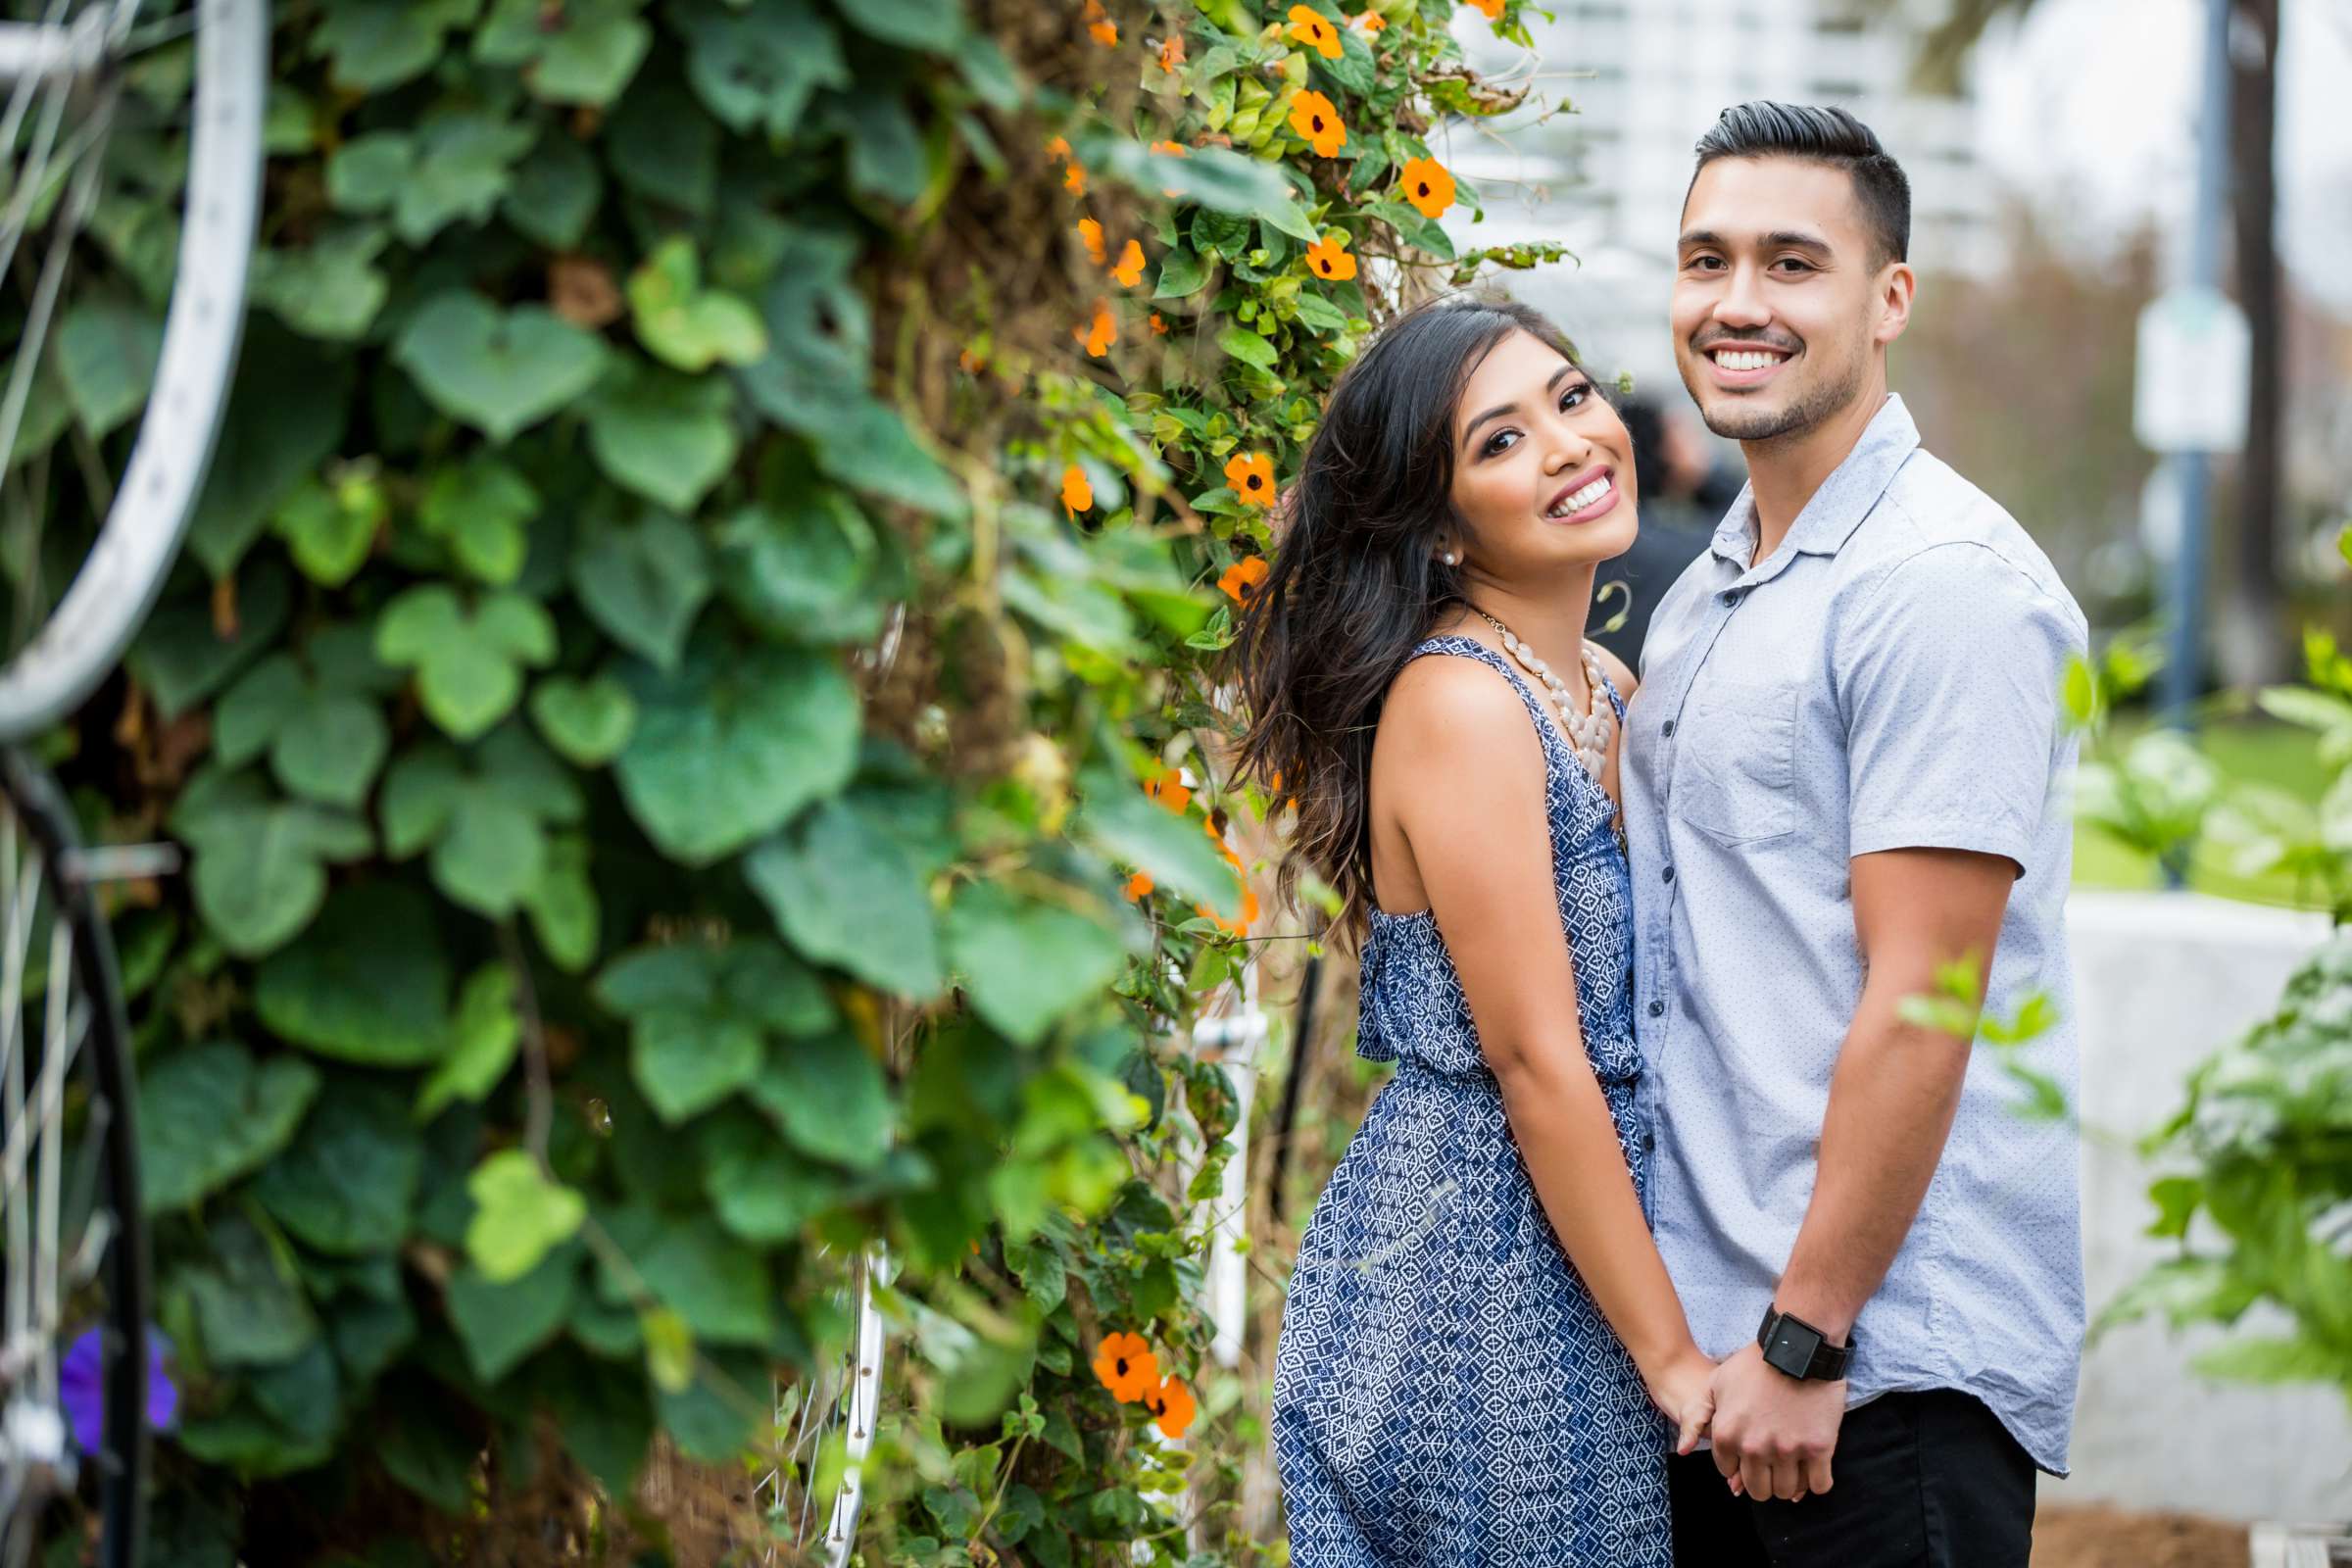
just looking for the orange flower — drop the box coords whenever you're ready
[1196,882,1260,936]
[1288,90,1347,157]
[1144,1375,1198,1439]
[1286,4,1342,58]
[1303,230,1357,281]
[1046,136,1071,163]
[1218,555,1269,603]
[1060,463,1094,518]
[1094,1333,1159,1403]
[1066,162,1087,195]
[1357,11,1386,31]
[1397,157,1457,220]
[1111,239,1147,289]
[1150,140,1189,158]
[1224,452,1275,507]
[1073,300,1116,358]
[1466,0,1503,15]
[1124,870,1154,901]
[1150,312,1169,335]
[1090,18,1118,44]
[1158,34,1186,72]
[1077,217,1106,265]
[1145,769,1192,813]
[957,347,984,373]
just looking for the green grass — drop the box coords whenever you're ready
[2071,716,2332,908]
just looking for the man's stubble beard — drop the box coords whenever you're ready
[1680,331,1869,448]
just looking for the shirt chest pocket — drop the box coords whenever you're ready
[1675,677,1798,846]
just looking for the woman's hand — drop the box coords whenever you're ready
[1643,1346,1717,1456]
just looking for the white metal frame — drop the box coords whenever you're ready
[0,0,266,740]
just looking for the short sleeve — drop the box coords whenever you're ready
[1835,543,2084,872]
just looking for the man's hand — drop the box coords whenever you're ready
[1707,1343,1845,1501]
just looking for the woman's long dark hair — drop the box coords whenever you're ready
[1228,294,1584,940]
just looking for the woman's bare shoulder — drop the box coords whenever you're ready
[1379,649,1544,769]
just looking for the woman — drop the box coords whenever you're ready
[1237,297,1712,1565]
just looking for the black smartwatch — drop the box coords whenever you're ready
[1756,1304,1853,1382]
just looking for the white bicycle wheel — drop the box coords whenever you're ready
[0,0,264,741]
[0,750,149,1568]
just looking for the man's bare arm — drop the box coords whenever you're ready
[1707,845,2016,1501]
[1772,846,2018,1339]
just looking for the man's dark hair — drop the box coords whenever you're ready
[1690,101,1911,269]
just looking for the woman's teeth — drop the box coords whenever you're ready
[1546,474,1612,518]
[1712,349,1784,370]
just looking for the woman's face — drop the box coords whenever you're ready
[1444,329,1639,581]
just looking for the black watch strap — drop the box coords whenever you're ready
[1756,1305,1853,1382]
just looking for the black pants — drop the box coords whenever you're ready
[1668,1390,2037,1567]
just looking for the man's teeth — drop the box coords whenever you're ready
[1546,474,1612,517]
[1713,348,1783,370]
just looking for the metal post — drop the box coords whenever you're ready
[2160,0,2234,733]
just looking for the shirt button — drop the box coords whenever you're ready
[1643,1131,1657,1153]
[1647,1000,1664,1018]
[1719,590,1740,607]
[1661,865,1675,884]
[1661,719,1675,738]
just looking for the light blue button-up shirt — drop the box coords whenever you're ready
[1622,395,2087,1475]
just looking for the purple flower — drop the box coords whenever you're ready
[59,1327,175,1453]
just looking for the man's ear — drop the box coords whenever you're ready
[1875,262,1917,349]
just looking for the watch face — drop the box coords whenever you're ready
[1764,1315,1823,1376]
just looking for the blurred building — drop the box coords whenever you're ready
[1444,0,1998,396]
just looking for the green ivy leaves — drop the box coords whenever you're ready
[392,292,608,444]
[746,796,944,1001]
[380,726,584,916]
[466,1150,588,1283]
[627,237,765,371]
[139,1043,321,1212]
[168,766,373,958]
[255,882,452,1066]
[375,584,557,741]
[612,641,858,864]
[595,940,833,1123]
[215,625,400,809]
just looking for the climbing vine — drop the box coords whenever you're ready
[40,0,1554,1559]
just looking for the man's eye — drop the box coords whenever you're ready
[1774,258,1813,272]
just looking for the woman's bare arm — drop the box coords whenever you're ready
[1375,657,1705,1437]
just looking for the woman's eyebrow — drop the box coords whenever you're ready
[1460,364,1576,451]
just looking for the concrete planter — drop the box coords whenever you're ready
[2248,1521,2352,1566]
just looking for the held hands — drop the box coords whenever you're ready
[1707,1342,1844,1501]
[1642,1346,1718,1456]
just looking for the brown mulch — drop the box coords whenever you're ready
[2034,1502,2250,1568]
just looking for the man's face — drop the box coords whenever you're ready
[1671,157,1895,444]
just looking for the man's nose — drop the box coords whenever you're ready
[1712,264,1772,329]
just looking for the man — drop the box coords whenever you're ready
[1621,101,2087,1566]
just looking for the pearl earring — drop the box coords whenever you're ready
[1441,549,1459,566]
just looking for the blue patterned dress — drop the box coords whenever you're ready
[1272,636,1671,1567]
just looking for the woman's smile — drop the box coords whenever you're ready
[1544,467,1621,525]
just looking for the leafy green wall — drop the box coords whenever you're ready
[67,0,1544,1559]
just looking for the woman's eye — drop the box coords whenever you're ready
[1484,429,1519,457]
[1559,385,1588,412]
